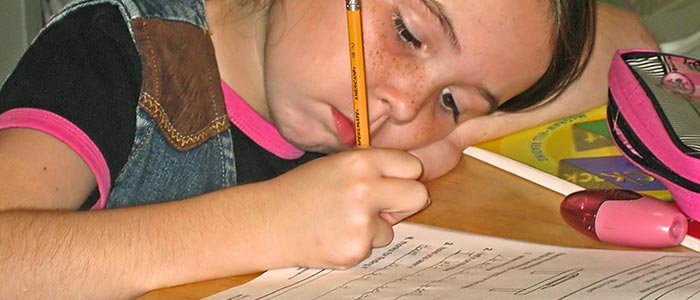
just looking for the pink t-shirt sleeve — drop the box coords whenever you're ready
[0,108,110,210]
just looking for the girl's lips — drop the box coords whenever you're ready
[331,108,357,147]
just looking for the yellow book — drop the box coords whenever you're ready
[469,105,672,200]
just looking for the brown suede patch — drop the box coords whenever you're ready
[131,18,230,151]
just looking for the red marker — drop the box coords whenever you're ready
[560,189,687,248]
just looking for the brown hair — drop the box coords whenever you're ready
[497,0,597,111]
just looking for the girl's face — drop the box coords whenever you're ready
[262,0,553,153]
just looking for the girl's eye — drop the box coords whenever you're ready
[441,88,460,122]
[392,12,423,49]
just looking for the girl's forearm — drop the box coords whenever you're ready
[0,183,282,300]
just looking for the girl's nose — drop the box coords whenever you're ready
[373,85,424,125]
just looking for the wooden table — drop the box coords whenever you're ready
[137,154,691,299]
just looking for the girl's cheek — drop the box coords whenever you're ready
[366,33,393,78]
[376,116,454,150]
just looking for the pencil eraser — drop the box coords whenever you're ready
[560,189,687,248]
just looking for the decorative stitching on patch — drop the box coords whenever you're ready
[139,20,160,103]
[140,92,229,150]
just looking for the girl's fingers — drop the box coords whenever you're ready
[371,218,395,248]
[350,147,424,180]
[371,177,429,224]
[410,134,463,182]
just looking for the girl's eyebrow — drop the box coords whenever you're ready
[477,85,500,113]
[419,0,461,53]
[418,1,498,114]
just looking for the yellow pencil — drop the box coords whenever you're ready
[346,0,371,146]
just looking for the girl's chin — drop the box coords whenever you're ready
[306,143,349,154]
[288,136,348,154]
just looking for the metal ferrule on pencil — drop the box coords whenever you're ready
[346,0,360,11]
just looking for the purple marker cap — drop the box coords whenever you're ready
[560,189,687,248]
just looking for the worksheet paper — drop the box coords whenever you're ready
[204,223,700,300]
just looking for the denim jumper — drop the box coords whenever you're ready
[49,0,237,208]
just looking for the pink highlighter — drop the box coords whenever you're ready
[560,189,688,248]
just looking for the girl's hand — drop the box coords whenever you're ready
[265,147,429,270]
[411,117,490,181]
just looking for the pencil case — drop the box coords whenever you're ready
[607,49,700,220]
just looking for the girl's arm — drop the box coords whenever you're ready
[414,3,659,181]
[0,128,428,300]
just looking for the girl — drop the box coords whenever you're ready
[0,0,655,299]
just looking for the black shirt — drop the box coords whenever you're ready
[0,3,324,208]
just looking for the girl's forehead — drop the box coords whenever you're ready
[443,0,554,104]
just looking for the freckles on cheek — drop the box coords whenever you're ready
[409,123,451,149]
[366,39,388,83]
[423,122,452,143]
